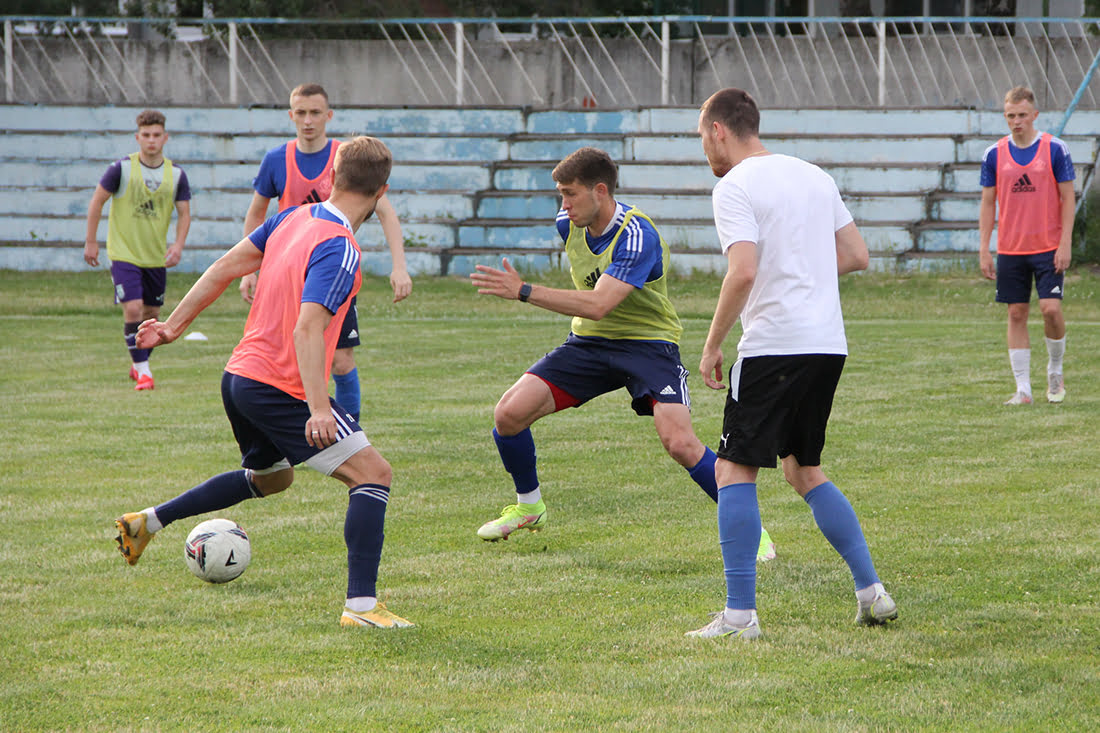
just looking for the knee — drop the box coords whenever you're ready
[1006,304,1030,324]
[332,349,355,375]
[253,468,294,497]
[1039,301,1062,321]
[493,399,527,437]
[661,431,701,467]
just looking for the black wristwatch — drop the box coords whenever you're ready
[518,282,533,303]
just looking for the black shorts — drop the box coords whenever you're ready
[717,354,845,468]
[336,296,360,349]
[995,250,1063,304]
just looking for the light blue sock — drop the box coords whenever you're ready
[332,368,361,422]
[718,482,760,610]
[804,481,879,590]
[687,447,719,503]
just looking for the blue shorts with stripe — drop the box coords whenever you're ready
[220,371,365,472]
[527,333,691,416]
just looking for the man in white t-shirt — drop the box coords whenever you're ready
[686,87,897,640]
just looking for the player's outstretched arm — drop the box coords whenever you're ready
[470,257,632,320]
[137,237,264,349]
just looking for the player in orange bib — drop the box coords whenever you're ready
[114,138,414,629]
[979,86,1074,405]
[241,83,411,421]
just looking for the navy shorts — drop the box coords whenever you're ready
[336,296,360,349]
[110,260,166,307]
[717,354,845,468]
[527,333,690,417]
[220,372,367,476]
[995,250,1064,304]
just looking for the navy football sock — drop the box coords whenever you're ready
[345,483,389,598]
[154,470,259,527]
[493,427,539,495]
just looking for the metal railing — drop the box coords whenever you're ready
[4,15,1100,109]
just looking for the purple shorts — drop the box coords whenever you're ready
[110,260,166,307]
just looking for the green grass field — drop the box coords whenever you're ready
[2,268,1098,731]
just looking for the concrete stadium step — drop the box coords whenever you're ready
[929,191,980,222]
[913,221,984,252]
[0,130,510,164]
[0,187,476,222]
[0,214,458,251]
[491,160,946,193]
[0,105,526,136]
[943,162,1092,193]
[955,135,1098,164]
[2,160,491,191]
[474,189,925,224]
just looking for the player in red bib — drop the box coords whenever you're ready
[979,86,1074,405]
[241,83,412,421]
[114,138,414,629]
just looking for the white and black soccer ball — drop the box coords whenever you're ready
[184,518,251,583]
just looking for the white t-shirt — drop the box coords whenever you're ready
[711,153,854,357]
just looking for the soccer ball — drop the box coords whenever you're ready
[184,518,251,583]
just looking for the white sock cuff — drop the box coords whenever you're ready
[143,507,163,534]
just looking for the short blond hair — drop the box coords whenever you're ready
[1004,86,1035,106]
[334,136,392,196]
[289,83,329,106]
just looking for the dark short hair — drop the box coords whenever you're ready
[135,109,166,129]
[551,147,617,193]
[701,88,760,139]
[290,83,329,105]
[334,136,392,196]
[1005,85,1035,106]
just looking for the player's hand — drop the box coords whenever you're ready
[978,252,995,281]
[700,348,725,390]
[83,241,100,267]
[239,272,259,304]
[165,245,183,268]
[470,257,524,299]
[390,268,412,303]
[305,411,339,449]
[136,319,176,349]
[1054,245,1071,274]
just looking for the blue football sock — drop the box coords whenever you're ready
[718,482,761,610]
[493,427,539,495]
[687,447,719,502]
[125,321,150,363]
[154,470,259,527]
[332,368,361,422]
[345,483,389,598]
[804,481,879,590]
